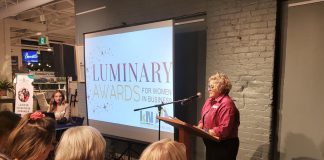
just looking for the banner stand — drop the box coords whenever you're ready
[15,74,34,116]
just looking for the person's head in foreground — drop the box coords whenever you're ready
[140,139,186,160]
[55,126,106,160]
[5,111,56,160]
[208,72,232,98]
[0,111,21,153]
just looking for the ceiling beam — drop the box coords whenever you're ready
[17,6,74,21]
[4,0,17,6]
[5,19,47,31]
[48,23,74,30]
[43,7,74,15]
[16,0,71,15]
[0,0,55,19]
[65,0,74,6]
[20,38,74,46]
[10,25,75,40]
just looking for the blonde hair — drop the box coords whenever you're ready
[208,72,232,94]
[5,112,56,160]
[55,126,106,160]
[140,139,186,160]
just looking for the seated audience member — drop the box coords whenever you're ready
[55,126,106,160]
[48,90,70,123]
[0,111,21,153]
[5,111,56,160]
[0,111,21,160]
[140,139,187,160]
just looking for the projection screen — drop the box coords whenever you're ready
[84,20,174,142]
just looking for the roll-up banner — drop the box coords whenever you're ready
[15,74,34,116]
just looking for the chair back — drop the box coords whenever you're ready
[35,92,49,111]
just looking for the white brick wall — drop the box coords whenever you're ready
[206,0,277,159]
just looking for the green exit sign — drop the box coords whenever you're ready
[38,36,48,45]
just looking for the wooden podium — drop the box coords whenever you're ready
[157,116,218,160]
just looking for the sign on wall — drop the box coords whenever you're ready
[15,74,34,116]
[38,36,49,45]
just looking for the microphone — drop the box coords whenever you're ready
[181,92,202,105]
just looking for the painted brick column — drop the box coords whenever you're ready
[206,0,277,159]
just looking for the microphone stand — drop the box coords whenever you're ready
[134,99,185,140]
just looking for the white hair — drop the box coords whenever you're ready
[55,126,106,160]
[140,138,186,160]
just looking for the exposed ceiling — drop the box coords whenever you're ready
[0,0,75,45]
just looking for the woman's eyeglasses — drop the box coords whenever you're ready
[208,85,215,90]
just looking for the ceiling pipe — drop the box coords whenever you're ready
[12,44,54,52]
[0,0,55,20]
[17,0,72,15]
[5,19,47,31]
[10,26,75,40]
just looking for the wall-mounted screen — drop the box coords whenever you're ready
[22,50,38,63]
[84,20,174,142]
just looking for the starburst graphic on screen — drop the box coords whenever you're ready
[97,47,113,57]
[92,102,112,113]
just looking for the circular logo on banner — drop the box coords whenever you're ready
[18,88,30,102]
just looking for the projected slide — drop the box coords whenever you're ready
[85,20,174,142]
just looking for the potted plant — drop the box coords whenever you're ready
[0,79,14,97]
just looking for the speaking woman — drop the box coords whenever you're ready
[197,73,240,160]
